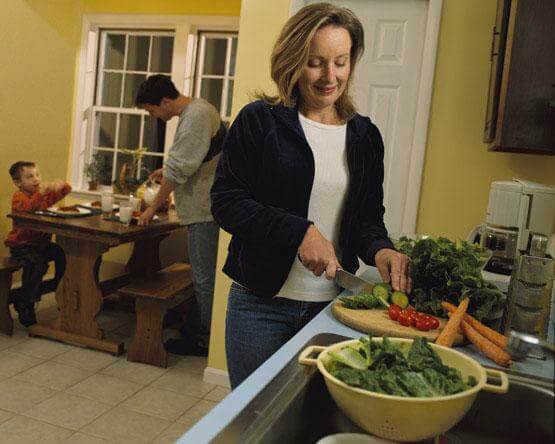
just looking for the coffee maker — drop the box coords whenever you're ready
[469,179,555,275]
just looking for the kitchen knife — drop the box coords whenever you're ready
[335,269,374,294]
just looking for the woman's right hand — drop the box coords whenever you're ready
[298,225,340,279]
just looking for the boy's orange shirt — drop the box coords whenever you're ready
[4,183,72,248]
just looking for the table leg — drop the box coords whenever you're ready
[28,236,123,354]
[126,234,169,275]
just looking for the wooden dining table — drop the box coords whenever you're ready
[8,210,182,354]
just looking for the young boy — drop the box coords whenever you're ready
[4,161,71,326]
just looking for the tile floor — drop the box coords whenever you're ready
[0,293,230,443]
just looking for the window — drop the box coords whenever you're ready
[194,32,238,124]
[91,30,173,186]
[70,15,239,194]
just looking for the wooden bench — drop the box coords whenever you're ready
[118,262,194,367]
[0,257,23,336]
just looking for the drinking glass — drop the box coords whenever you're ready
[119,204,132,226]
[101,192,114,219]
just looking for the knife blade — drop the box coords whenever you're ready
[335,269,374,294]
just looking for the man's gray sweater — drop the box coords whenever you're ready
[164,98,222,225]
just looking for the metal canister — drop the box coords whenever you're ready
[503,254,555,339]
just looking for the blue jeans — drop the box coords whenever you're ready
[186,221,220,348]
[226,282,329,389]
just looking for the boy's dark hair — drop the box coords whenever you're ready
[135,75,180,106]
[9,161,36,181]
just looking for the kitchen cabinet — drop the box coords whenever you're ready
[484,0,555,155]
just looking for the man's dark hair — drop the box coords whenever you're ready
[9,161,36,181]
[135,75,180,106]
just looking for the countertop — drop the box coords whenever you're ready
[179,268,554,443]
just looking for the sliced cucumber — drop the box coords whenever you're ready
[391,291,409,309]
[372,283,391,302]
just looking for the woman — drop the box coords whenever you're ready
[211,2,411,389]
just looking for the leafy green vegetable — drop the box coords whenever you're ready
[325,336,477,398]
[328,346,369,370]
[339,292,381,309]
[394,236,504,320]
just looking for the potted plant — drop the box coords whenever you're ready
[112,147,149,195]
[84,153,107,191]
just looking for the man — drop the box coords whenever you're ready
[136,75,225,356]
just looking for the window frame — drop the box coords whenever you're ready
[193,32,238,124]
[69,14,238,198]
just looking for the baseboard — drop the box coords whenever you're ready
[203,366,231,388]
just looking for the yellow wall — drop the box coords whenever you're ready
[416,0,555,238]
[207,0,293,371]
[0,0,241,263]
[207,0,555,372]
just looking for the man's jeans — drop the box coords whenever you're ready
[226,282,329,389]
[186,221,219,348]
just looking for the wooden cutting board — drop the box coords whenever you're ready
[332,300,464,345]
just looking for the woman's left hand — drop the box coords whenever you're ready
[374,248,412,293]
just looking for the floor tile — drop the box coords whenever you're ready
[170,355,208,375]
[53,347,120,372]
[204,385,231,402]
[100,358,167,385]
[0,332,29,351]
[14,361,92,390]
[23,392,111,431]
[0,378,56,413]
[64,432,110,443]
[0,351,43,377]
[66,373,142,405]
[151,421,194,444]
[151,368,215,398]
[81,407,171,443]
[0,414,73,442]
[0,408,14,425]
[7,337,72,359]
[120,386,199,421]
[64,432,110,444]
[176,399,217,424]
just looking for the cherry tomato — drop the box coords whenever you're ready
[388,304,402,321]
[428,317,440,329]
[415,318,433,331]
[398,311,412,327]
[404,308,416,317]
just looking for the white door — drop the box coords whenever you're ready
[292,0,435,235]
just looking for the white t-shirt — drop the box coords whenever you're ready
[277,113,349,302]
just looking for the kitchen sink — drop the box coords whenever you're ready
[213,334,554,444]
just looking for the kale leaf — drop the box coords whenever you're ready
[394,236,505,320]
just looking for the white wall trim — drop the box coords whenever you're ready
[289,0,443,234]
[68,13,239,190]
[203,366,231,388]
[401,0,443,233]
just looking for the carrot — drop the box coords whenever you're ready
[441,301,508,349]
[435,298,469,347]
[461,320,512,367]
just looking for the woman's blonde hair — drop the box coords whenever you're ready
[258,2,364,120]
